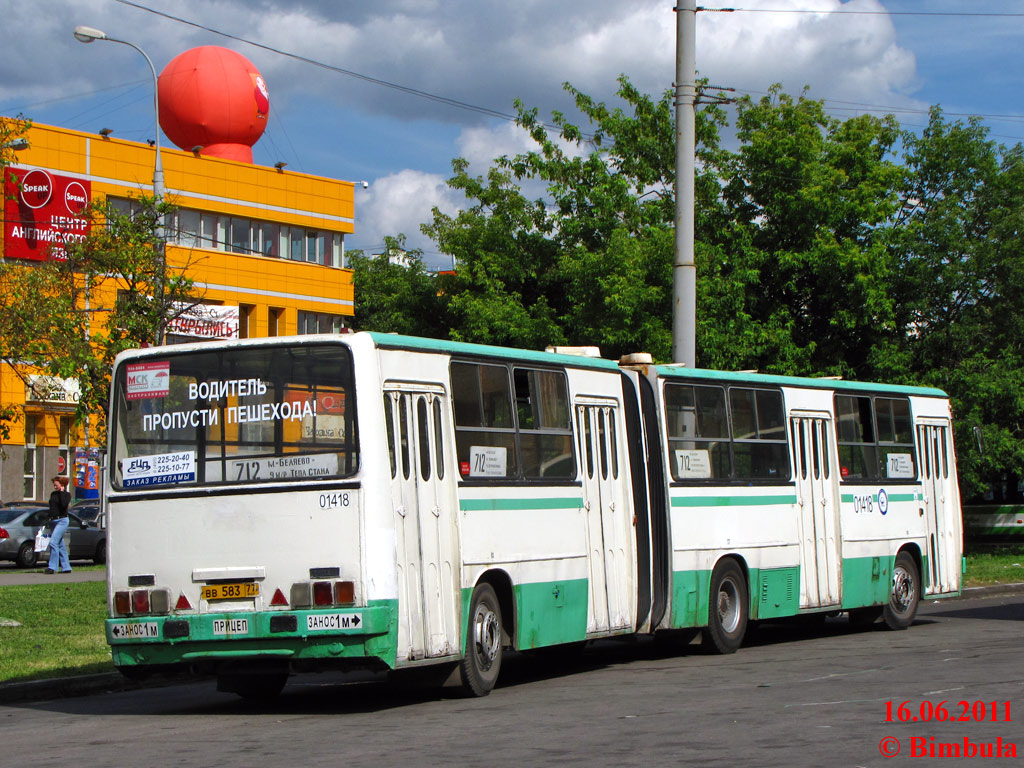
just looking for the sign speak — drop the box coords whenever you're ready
[3,167,91,260]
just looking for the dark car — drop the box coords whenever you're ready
[0,504,106,567]
[70,502,102,524]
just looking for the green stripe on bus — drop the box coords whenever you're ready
[670,494,797,508]
[840,493,919,503]
[460,497,584,511]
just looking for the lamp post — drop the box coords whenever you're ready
[74,25,168,343]
[73,26,164,208]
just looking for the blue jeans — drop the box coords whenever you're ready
[47,517,71,572]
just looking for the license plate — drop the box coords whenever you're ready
[200,582,260,601]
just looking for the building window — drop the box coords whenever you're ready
[297,310,345,334]
[23,414,38,499]
[111,197,346,267]
[269,307,284,337]
[238,304,256,339]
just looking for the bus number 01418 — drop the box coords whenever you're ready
[319,492,351,509]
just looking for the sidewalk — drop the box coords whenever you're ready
[0,565,106,587]
[2,580,1023,705]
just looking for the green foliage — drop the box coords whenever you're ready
[0,195,202,445]
[349,235,446,336]
[0,114,32,441]
[414,79,1024,501]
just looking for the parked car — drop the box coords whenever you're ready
[0,504,106,567]
[0,504,50,567]
[70,502,102,524]
[67,510,106,564]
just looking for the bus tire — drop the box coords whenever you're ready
[702,559,748,654]
[459,583,503,697]
[883,552,919,630]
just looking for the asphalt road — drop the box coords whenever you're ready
[1,590,1023,767]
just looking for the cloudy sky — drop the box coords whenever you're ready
[2,0,1022,268]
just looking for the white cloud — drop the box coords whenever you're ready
[353,169,461,268]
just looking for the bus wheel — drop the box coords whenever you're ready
[459,583,503,696]
[883,552,920,630]
[702,559,747,654]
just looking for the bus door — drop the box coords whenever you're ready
[790,413,841,608]
[384,385,460,661]
[576,398,630,633]
[916,419,958,594]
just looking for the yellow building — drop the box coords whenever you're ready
[1,121,356,502]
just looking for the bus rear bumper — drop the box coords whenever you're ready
[106,603,398,672]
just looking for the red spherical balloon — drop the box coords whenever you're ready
[158,46,270,163]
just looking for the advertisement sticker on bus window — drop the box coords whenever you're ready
[886,453,915,479]
[125,362,170,400]
[122,450,196,487]
[675,449,712,479]
[204,452,340,482]
[468,446,507,477]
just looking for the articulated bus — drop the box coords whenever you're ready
[104,332,963,697]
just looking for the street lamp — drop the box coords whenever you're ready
[74,25,169,344]
[2,138,29,151]
[73,26,165,228]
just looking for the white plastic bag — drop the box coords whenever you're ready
[34,527,50,553]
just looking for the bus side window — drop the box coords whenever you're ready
[399,394,411,480]
[433,398,445,480]
[417,397,431,481]
[384,394,396,479]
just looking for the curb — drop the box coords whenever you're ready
[0,672,147,704]
[4,582,1024,705]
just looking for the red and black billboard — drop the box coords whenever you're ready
[3,167,91,260]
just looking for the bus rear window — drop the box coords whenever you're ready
[111,344,358,489]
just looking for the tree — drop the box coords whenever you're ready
[0,195,203,445]
[0,114,32,441]
[348,235,445,336]
[424,77,728,360]
[890,109,1024,500]
[708,86,904,376]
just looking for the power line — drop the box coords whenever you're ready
[112,0,525,125]
[701,6,1024,17]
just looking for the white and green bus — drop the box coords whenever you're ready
[104,332,963,697]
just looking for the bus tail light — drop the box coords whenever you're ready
[313,581,333,606]
[149,588,171,614]
[334,581,355,605]
[290,580,356,608]
[114,590,131,616]
[132,590,151,614]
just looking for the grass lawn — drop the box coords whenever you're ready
[0,548,1022,686]
[0,580,112,684]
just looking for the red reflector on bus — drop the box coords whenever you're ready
[132,590,150,614]
[334,581,355,605]
[270,588,288,607]
[175,593,193,611]
[114,590,131,616]
[312,581,333,606]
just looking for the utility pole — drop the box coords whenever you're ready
[672,0,697,368]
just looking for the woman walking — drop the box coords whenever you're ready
[45,475,72,574]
